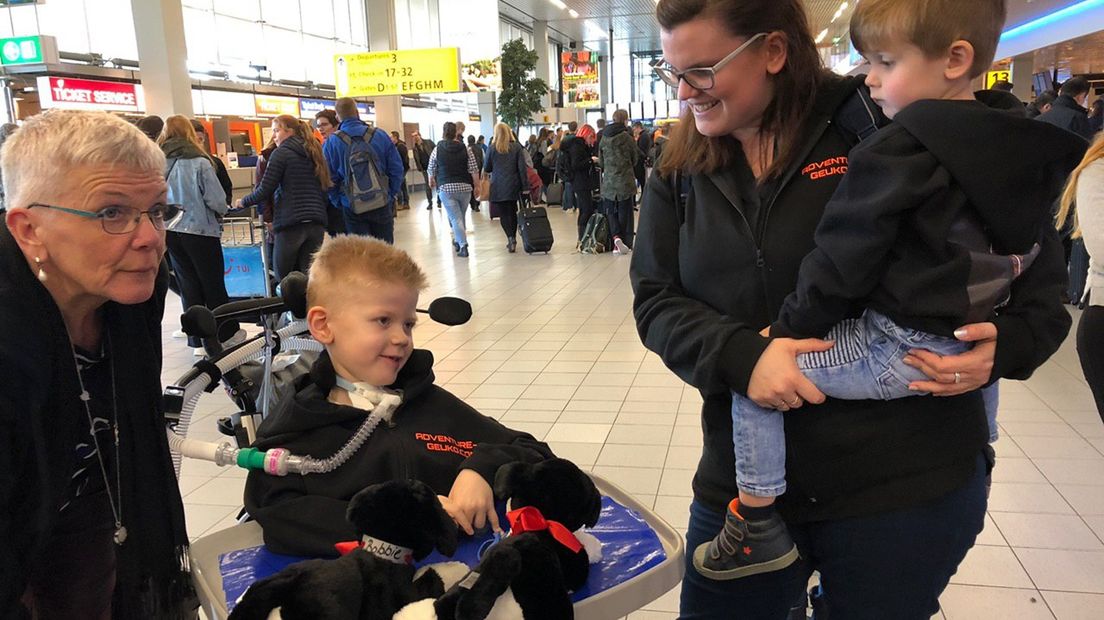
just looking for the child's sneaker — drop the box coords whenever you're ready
[692,498,799,580]
[613,237,630,255]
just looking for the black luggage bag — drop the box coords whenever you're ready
[519,205,554,254]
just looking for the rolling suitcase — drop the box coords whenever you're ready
[519,205,554,254]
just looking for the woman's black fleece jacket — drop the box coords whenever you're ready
[631,75,1077,523]
[241,135,328,232]
[243,350,554,557]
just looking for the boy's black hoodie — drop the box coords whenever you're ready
[243,350,554,557]
[774,97,1088,339]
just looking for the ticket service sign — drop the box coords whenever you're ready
[36,76,143,112]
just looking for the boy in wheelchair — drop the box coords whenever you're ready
[244,236,553,557]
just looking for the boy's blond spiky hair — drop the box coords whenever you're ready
[307,235,428,308]
[851,0,1007,79]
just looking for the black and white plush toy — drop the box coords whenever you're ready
[395,458,603,620]
[228,480,460,620]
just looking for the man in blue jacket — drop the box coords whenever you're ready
[323,97,405,243]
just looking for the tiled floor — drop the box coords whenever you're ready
[166,198,1104,619]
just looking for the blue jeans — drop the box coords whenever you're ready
[439,189,471,248]
[562,180,574,211]
[680,453,988,619]
[732,310,999,497]
[343,203,394,243]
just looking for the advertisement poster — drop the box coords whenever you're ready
[438,0,502,92]
[562,51,600,108]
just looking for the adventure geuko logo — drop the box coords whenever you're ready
[414,433,476,457]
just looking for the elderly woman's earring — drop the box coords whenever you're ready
[34,257,47,282]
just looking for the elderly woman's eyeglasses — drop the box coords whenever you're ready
[653,32,769,91]
[27,203,183,235]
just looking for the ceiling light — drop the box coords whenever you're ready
[569,9,579,18]
[815,28,829,44]
[549,0,567,9]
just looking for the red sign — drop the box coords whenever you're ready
[37,76,142,112]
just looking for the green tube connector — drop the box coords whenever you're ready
[237,447,267,471]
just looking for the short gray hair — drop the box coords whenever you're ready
[2,109,166,209]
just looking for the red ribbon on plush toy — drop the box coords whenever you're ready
[506,505,583,554]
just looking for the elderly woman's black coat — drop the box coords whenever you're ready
[0,222,197,618]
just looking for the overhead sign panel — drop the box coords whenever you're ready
[335,48,461,97]
[37,76,143,112]
[0,35,57,66]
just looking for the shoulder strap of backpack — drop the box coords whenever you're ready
[834,83,885,147]
[335,130,352,146]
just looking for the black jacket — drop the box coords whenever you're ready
[0,224,196,618]
[242,135,328,232]
[631,75,1073,523]
[413,140,434,172]
[244,350,553,557]
[395,140,411,173]
[1037,94,1095,140]
[773,98,1088,339]
[562,136,599,191]
[211,156,234,205]
[555,133,575,179]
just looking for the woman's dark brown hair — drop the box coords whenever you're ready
[656,0,824,181]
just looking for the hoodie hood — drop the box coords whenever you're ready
[893,97,1087,250]
[259,349,436,436]
[160,136,210,161]
[603,122,628,138]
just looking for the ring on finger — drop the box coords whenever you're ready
[953,372,961,384]
[789,397,802,407]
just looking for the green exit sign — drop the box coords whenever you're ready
[0,35,56,66]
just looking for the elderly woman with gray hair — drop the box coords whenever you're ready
[0,110,197,618]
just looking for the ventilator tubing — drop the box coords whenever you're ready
[166,319,392,477]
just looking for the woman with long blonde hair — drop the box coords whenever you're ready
[236,114,332,279]
[483,122,529,252]
[1057,133,1104,421]
[159,114,232,354]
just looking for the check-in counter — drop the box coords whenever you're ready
[228,167,256,203]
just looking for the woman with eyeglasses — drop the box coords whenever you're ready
[1,110,197,618]
[632,0,1069,617]
[158,114,231,356]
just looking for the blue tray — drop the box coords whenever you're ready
[219,496,667,611]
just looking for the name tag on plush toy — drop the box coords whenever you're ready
[458,570,481,590]
[360,535,415,565]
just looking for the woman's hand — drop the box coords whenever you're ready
[903,322,997,396]
[232,198,244,211]
[746,338,834,411]
[444,469,501,536]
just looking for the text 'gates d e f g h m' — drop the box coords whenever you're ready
[334,48,461,98]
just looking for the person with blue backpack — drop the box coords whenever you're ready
[322,98,405,243]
